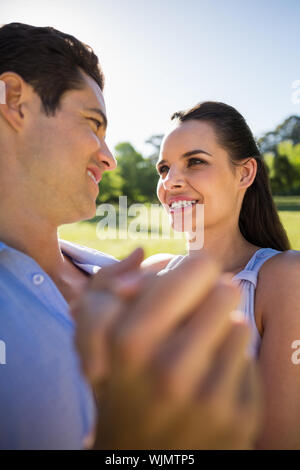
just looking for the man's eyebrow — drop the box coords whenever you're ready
[156,149,212,168]
[85,108,107,129]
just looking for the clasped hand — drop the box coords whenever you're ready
[72,248,262,450]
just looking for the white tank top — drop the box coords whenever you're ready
[158,248,282,358]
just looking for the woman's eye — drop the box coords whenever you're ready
[188,158,206,167]
[157,165,169,175]
[157,158,206,175]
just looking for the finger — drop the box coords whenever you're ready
[197,320,251,402]
[141,258,174,274]
[151,279,241,404]
[113,252,221,371]
[73,249,149,384]
[235,360,263,444]
[108,271,155,301]
[193,320,259,443]
[73,271,155,383]
[74,290,123,384]
[211,359,262,450]
[89,247,145,291]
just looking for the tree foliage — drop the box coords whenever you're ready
[260,116,300,195]
[97,142,159,205]
[97,115,300,206]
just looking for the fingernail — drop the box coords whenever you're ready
[230,309,246,323]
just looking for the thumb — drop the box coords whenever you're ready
[89,247,144,291]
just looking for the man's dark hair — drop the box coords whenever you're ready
[0,22,104,115]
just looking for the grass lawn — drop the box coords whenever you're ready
[59,205,187,259]
[274,196,300,251]
[58,196,300,259]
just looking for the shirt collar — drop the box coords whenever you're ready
[0,238,118,275]
[0,241,8,253]
[59,239,118,275]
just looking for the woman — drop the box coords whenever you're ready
[144,101,300,449]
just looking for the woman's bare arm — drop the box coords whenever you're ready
[141,253,175,273]
[255,250,300,449]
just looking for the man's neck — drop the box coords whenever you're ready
[0,213,65,276]
[0,213,91,306]
[0,161,91,306]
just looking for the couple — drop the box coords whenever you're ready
[0,22,299,450]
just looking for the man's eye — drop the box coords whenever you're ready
[157,165,169,175]
[89,118,103,131]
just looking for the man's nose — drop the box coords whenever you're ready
[163,167,184,190]
[98,141,117,171]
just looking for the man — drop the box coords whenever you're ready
[0,22,261,449]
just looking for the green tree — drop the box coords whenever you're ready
[135,159,159,202]
[145,134,164,164]
[270,152,296,195]
[96,166,123,204]
[260,115,300,195]
[258,115,300,155]
[114,142,158,204]
[115,142,145,203]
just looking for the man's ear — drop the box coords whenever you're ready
[0,72,29,132]
[239,157,257,189]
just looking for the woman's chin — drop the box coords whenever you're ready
[170,218,197,233]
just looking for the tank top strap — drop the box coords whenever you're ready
[233,269,258,286]
[232,247,282,287]
[160,248,282,284]
[157,254,186,275]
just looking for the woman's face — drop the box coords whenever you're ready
[156,119,244,234]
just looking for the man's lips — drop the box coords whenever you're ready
[86,166,102,184]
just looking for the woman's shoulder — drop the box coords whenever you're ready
[141,253,177,273]
[255,249,300,328]
[258,249,300,280]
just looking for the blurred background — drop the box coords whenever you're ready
[3,0,300,258]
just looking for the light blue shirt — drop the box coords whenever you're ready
[0,238,118,449]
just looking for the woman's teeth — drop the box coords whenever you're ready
[170,200,197,209]
[87,170,97,184]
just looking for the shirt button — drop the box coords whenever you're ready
[32,274,45,285]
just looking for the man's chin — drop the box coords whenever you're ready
[79,206,97,222]
[61,203,97,225]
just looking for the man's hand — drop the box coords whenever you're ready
[73,248,149,384]
[73,249,262,449]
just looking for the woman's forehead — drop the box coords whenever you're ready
[160,120,218,156]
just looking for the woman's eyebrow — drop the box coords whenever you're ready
[156,159,167,168]
[182,149,212,158]
[156,149,213,169]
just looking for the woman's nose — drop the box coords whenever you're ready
[163,167,184,189]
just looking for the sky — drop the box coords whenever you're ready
[2,0,300,156]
